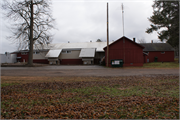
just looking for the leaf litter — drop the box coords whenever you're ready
[1,75,179,119]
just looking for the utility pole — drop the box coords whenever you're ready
[106,2,109,67]
[122,3,125,63]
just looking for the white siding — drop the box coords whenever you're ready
[33,51,48,60]
[0,54,6,63]
[59,50,81,59]
[0,53,17,63]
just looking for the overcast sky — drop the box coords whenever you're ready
[0,0,160,54]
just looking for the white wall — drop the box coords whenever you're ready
[0,54,6,63]
[0,53,17,64]
[59,50,81,59]
[33,51,48,60]
[11,54,17,63]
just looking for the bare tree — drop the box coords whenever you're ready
[137,38,146,43]
[2,0,55,66]
[152,40,163,43]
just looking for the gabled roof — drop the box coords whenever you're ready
[103,36,144,50]
[140,43,174,51]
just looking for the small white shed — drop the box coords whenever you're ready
[0,53,17,64]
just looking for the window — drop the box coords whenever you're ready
[161,52,165,54]
[21,52,27,55]
[62,51,71,54]
[33,51,40,54]
[145,52,149,54]
[61,51,66,54]
[67,51,71,53]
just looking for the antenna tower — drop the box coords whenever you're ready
[122,3,124,36]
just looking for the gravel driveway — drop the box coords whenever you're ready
[1,65,179,77]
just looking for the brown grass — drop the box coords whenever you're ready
[1,75,179,119]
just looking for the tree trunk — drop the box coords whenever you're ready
[28,0,34,66]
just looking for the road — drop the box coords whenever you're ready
[1,65,179,77]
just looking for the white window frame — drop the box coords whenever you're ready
[62,50,71,54]
[67,51,71,53]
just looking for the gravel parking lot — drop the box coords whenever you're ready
[1,65,179,77]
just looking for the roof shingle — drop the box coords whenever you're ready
[140,43,174,51]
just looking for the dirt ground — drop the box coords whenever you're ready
[1,65,179,77]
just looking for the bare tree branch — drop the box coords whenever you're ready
[1,0,55,66]
[137,38,147,43]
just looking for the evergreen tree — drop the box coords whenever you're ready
[96,39,102,42]
[146,1,179,51]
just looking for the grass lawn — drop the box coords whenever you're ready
[143,62,179,68]
[1,75,179,119]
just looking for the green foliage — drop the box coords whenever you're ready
[146,1,179,48]
[96,39,102,42]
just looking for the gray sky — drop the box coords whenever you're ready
[0,0,159,54]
